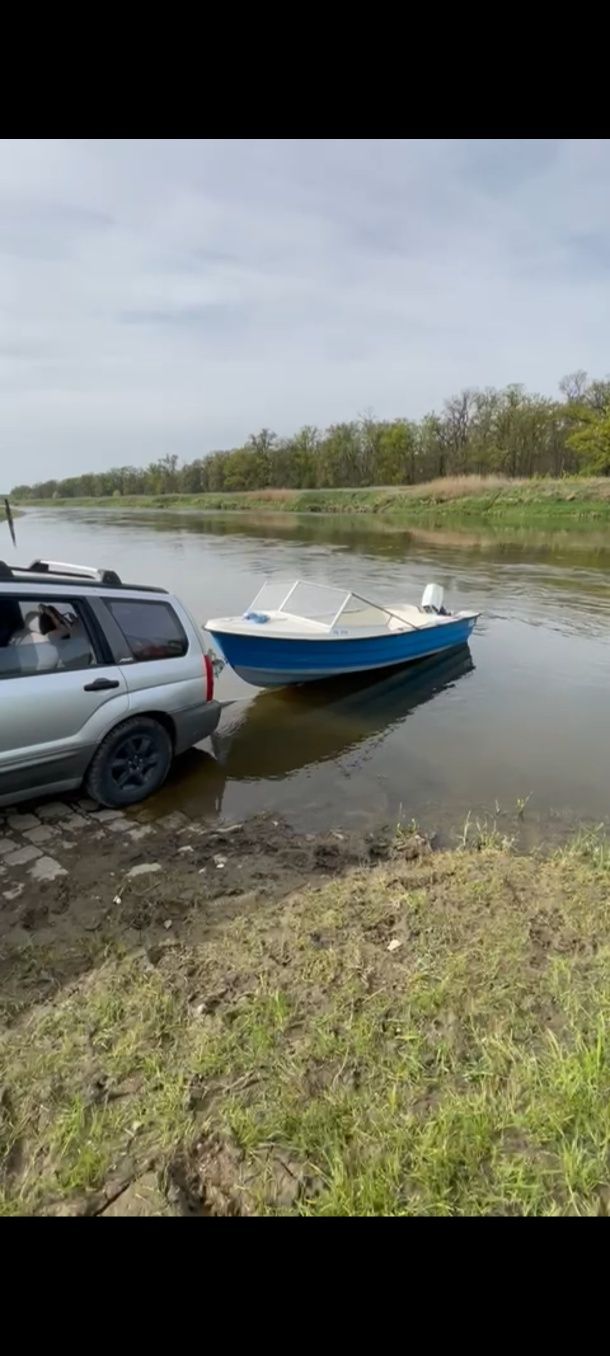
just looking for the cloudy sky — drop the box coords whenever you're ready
[1,138,609,483]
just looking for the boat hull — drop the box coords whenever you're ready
[208,614,477,688]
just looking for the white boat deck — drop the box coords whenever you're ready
[254,611,331,635]
[207,581,476,642]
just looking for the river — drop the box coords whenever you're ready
[9,506,610,846]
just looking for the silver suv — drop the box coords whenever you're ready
[0,557,221,808]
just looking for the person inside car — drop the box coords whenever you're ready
[8,603,93,670]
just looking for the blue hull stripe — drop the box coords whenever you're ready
[209,616,476,687]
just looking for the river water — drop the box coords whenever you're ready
[9,507,610,846]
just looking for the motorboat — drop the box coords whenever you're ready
[206,579,479,689]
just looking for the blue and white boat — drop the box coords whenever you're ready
[206,579,479,689]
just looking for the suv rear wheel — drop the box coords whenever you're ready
[86,716,173,808]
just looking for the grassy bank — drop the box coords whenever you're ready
[15,475,610,529]
[2,817,610,1216]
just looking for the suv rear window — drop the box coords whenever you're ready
[104,599,188,662]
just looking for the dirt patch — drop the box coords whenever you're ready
[0,814,384,1023]
[164,1136,323,1216]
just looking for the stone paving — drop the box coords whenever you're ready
[0,799,193,900]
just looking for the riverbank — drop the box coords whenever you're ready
[14,475,610,529]
[2,802,609,1216]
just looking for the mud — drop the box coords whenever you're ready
[0,803,430,1024]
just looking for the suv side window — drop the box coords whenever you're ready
[103,599,188,662]
[0,597,97,678]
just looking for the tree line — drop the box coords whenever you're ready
[11,371,610,502]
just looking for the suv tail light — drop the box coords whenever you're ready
[203,652,214,702]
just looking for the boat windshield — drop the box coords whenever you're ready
[247,580,397,631]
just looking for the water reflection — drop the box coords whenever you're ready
[156,646,474,816]
[63,504,610,568]
[213,646,474,778]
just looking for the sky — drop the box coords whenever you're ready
[1,138,609,484]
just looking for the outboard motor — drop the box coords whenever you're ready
[421,583,447,615]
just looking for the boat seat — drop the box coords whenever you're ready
[388,605,432,631]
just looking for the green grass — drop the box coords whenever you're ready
[3,830,610,1215]
[14,475,610,530]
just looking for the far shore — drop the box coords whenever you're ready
[15,475,610,531]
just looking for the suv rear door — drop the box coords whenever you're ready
[0,592,129,798]
[98,595,206,714]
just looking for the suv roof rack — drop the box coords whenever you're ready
[28,559,123,585]
[0,559,167,593]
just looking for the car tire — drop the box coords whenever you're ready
[85,716,173,808]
